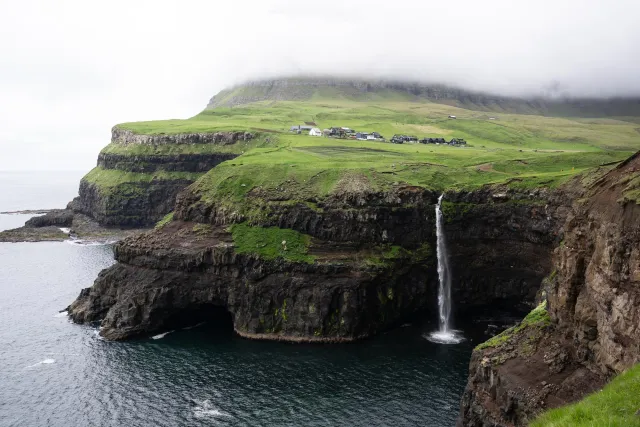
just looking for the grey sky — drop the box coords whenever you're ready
[1,0,639,171]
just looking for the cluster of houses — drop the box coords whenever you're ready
[390,135,467,146]
[289,123,467,146]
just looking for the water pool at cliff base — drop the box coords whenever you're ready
[0,235,516,426]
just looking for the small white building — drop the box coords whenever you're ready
[309,127,323,137]
[448,115,457,119]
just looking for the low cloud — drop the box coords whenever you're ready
[1,0,639,170]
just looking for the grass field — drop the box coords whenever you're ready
[531,363,640,427]
[107,98,637,206]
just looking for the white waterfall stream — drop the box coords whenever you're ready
[427,194,464,344]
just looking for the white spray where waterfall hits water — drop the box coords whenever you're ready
[427,194,464,344]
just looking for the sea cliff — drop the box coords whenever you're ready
[457,152,640,426]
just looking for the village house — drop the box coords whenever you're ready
[309,127,322,137]
[289,125,314,134]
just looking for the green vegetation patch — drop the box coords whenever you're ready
[475,301,551,351]
[83,167,202,194]
[102,132,273,156]
[620,174,640,205]
[230,223,315,263]
[111,98,636,202]
[531,363,640,427]
[155,212,174,229]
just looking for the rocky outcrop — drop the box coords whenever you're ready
[64,128,256,227]
[96,152,237,173]
[24,209,73,227]
[68,220,436,341]
[70,178,194,227]
[0,211,140,243]
[457,152,640,426]
[176,185,439,245]
[111,127,253,145]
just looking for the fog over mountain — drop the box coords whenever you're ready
[1,0,639,170]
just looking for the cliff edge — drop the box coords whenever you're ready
[457,152,640,426]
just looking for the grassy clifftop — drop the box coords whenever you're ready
[115,99,640,153]
[532,363,640,427]
[92,90,639,226]
[109,97,638,221]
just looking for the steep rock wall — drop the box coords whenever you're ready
[69,128,253,227]
[67,184,572,341]
[111,127,253,145]
[71,178,194,227]
[444,188,572,309]
[68,221,436,341]
[97,153,237,173]
[457,153,640,427]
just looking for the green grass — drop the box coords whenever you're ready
[186,136,629,221]
[475,301,551,350]
[115,99,640,153]
[531,364,640,427]
[102,98,637,212]
[154,212,174,229]
[229,223,315,263]
[83,167,202,193]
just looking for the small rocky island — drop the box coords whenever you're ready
[6,77,640,426]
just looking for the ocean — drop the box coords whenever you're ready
[0,171,488,427]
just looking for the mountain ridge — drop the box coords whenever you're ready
[207,76,640,118]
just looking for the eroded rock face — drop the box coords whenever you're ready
[64,129,254,227]
[111,127,253,145]
[67,183,571,341]
[68,222,436,341]
[72,178,194,227]
[549,153,640,374]
[175,185,439,245]
[97,152,237,173]
[445,188,571,309]
[457,153,640,427]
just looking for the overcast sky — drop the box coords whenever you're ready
[1,0,639,171]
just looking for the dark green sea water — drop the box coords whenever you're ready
[0,171,503,427]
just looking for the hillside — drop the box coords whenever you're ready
[206,77,640,118]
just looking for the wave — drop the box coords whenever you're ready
[64,238,118,246]
[26,358,55,368]
[151,331,174,340]
[193,399,232,419]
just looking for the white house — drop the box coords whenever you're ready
[448,115,457,119]
[309,127,323,137]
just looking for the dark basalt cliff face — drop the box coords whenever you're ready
[68,221,436,342]
[70,178,196,227]
[96,152,237,173]
[457,153,640,427]
[67,183,570,343]
[67,128,252,227]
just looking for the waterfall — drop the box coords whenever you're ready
[426,194,464,344]
[435,193,452,333]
